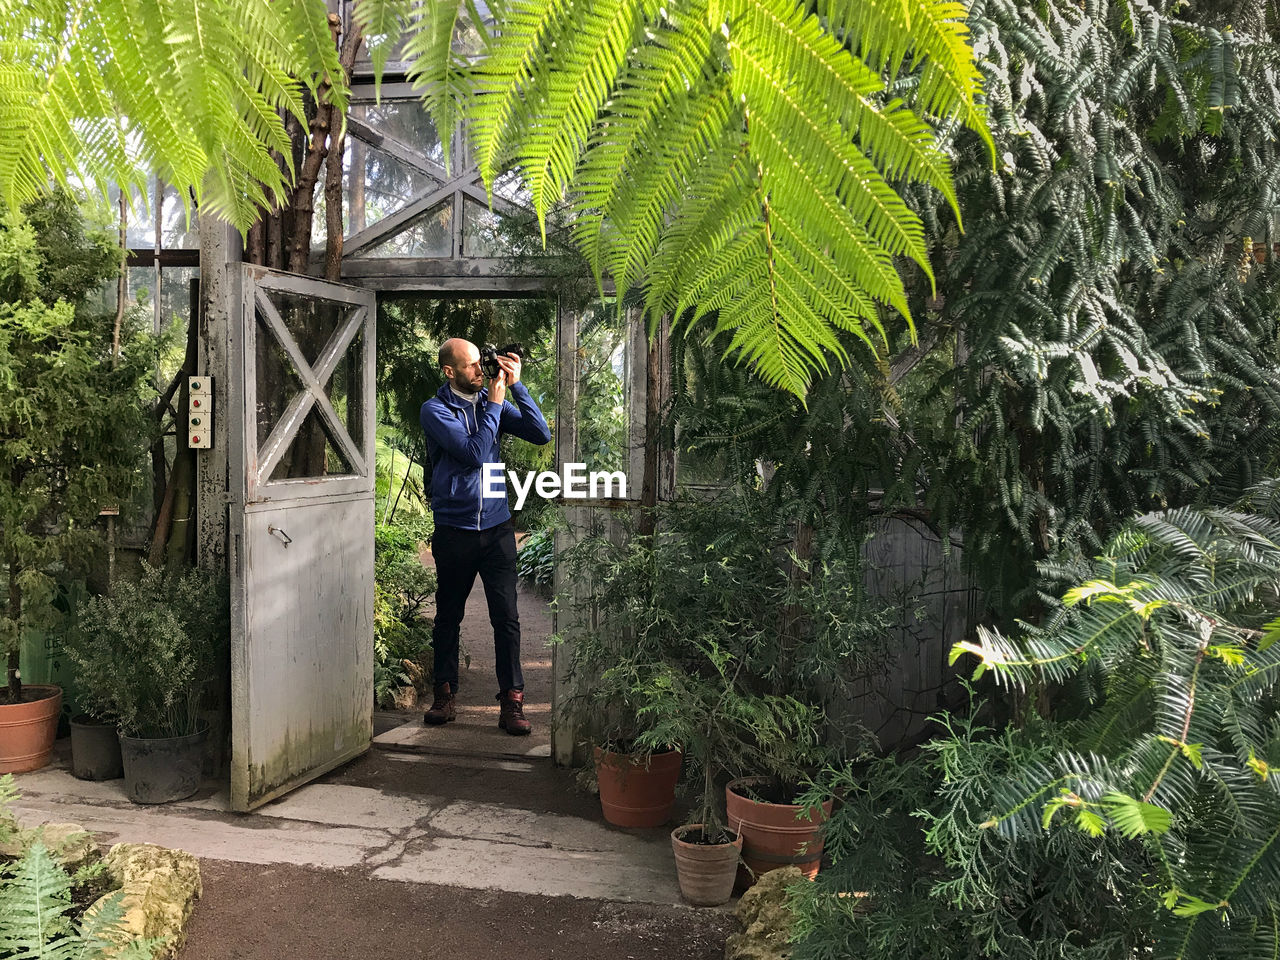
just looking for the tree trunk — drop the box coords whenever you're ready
[288,14,346,275]
[150,287,201,565]
[324,116,348,281]
[351,136,367,234]
[266,206,284,270]
[247,220,265,266]
[7,545,21,703]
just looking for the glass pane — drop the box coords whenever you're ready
[254,315,306,453]
[158,267,199,386]
[343,135,439,238]
[358,101,445,167]
[327,328,366,458]
[159,266,199,327]
[160,185,199,249]
[576,301,630,476]
[491,169,532,206]
[469,176,560,257]
[127,266,155,307]
[90,265,155,316]
[268,406,355,482]
[261,290,356,367]
[453,14,487,57]
[364,201,453,258]
[109,177,158,249]
[255,298,366,482]
[462,197,507,258]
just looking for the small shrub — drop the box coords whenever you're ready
[556,493,889,833]
[65,564,228,738]
[373,518,436,708]
[516,527,555,587]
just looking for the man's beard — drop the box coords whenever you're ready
[452,374,481,395]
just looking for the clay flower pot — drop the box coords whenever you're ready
[594,745,682,828]
[0,685,63,773]
[670,824,742,907]
[726,776,833,889]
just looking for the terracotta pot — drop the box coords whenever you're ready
[726,776,833,888]
[594,746,682,828]
[670,824,742,907]
[0,685,62,774]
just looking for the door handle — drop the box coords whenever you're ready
[267,525,292,547]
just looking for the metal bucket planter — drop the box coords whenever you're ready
[119,725,207,804]
[69,715,123,780]
[726,776,833,889]
[670,825,742,907]
[594,746,682,828]
[0,685,62,774]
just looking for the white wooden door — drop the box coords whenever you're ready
[229,265,376,811]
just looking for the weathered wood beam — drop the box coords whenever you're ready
[342,180,459,257]
[347,116,448,182]
[340,256,582,278]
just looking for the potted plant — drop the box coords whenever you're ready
[59,611,123,781]
[588,659,683,830]
[630,644,822,906]
[0,192,156,773]
[66,564,229,803]
[557,494,885,896]
[554,533,685,829]
[725,776,834,882]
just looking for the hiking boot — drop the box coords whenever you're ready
[423,683,456,725]
[498,690,532,736]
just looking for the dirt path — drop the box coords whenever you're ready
[407,542,552,742]
[172,532,734,959]
[179,860,733,960]
[406,538,555,755]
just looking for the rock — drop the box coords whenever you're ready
[724,867,803,960]
[0,822,99,869]
[392,683,419,711]
[402,658,431,696]
[35,823,99,870]
[86,843,202,959]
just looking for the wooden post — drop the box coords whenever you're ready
[551,294,580,767]
[195,211,240,576]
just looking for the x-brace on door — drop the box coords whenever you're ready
[229,266,376,811]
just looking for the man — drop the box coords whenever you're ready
[419,338,551,735]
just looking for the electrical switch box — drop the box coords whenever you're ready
[188,377,213,449]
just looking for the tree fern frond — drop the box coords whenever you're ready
[0,843,74,955]
[369,0,988,396]
[0,0,345,231]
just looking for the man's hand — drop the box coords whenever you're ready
[489,370,508,406]
[495,352,522,386]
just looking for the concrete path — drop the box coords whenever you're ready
[10,742,683,906]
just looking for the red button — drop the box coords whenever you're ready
[191,436,200,444]
[193,399,201,408]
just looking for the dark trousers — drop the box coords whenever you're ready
[431,519,524,696]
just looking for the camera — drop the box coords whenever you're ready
[480,343,524,379]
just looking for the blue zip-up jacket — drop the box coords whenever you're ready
[420,380,551,530]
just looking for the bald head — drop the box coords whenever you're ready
[438,338,471,370]
[439,338,483,394]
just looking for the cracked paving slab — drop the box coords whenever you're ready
[8,758,684,904]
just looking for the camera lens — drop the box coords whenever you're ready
[480,344,500,378]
